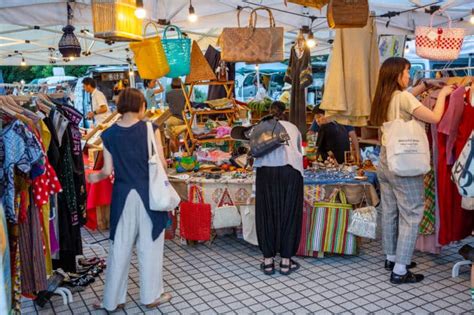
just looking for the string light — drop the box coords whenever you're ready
[306,31,316,48]
[135,0,146,19]
[188,0,198,23]
[20,57,26,66]
[470,9,474,25]
[404,44,410,55]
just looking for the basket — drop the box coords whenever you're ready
[327,0,369,29]
[286,0,329,9]
[162,25,191,78]
[130,22,170,79]
[415,11,465,61]
[92,0,143,42]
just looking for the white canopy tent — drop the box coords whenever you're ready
[0,0,472,65]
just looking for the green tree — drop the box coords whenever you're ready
[0,65,90,83]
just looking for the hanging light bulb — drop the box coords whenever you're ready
[470,9,474,25]
[306,31,317,48]
[20,57,26,66]
[404,44,410,55]
[188,0,198,23]
[135,0,146,19]
[69,56,75,61]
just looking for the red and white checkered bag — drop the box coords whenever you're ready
[415,11,465,61]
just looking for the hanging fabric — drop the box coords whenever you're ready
[320,17,379,127]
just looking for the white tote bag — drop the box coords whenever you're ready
[240,204,258,246]
[147,122,181,211]
[383,102,430,177]
[452,131,474,197]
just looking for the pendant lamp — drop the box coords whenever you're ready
[59,3,81,58]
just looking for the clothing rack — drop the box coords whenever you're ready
[415,71,474,278]
[414,66,474,82]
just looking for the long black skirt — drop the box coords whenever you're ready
[255,165,304,258]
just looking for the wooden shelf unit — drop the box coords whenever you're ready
[181,80,238,154]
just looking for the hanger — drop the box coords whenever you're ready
[0,98,17,117]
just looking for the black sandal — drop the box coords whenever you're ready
[260,260,275,275]
[280,259,300,275]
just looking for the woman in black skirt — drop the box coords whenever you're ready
[246,101,304,275]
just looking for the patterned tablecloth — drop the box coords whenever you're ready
[169,170,379,208]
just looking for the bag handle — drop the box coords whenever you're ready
[249,7,276,28]
[430,10,452,29]
[189,185,204,203]
[144,22,160,37]
[146,122,159,160]
[329,188,347,204]
[236,6,252,28]
[163,24,183,40]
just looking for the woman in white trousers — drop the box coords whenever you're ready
[88,88,171,311]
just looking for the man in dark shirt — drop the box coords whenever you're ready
[313,107,350,164]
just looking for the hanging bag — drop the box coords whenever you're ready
[179,186,212,241]
[327,0,369,29]
[147,122,181,211]
[382,98,431,177]
[347,193,377,239]
[130,22,170,79]
[218,7,284,63]
[213,188,242,229]
[284,0,329,10]
[415,11,465,61]
[161,25,192,78]
[452,131,474,197]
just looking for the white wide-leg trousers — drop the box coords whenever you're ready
[102,189,165,311]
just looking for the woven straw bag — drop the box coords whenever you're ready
[327,0,369,29]
[285,0,329,9]
[218,7,284,63]
[415,11,465,61]
[130,23,170,79]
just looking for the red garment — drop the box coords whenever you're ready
[438,89,474,245]
[31,132,62,208]
[84,168,113,230]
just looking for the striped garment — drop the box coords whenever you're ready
[419,170,436,235]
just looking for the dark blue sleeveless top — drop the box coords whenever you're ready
[101,120,168,241]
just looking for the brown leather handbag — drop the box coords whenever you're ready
[218,7,284,63]
[285,0,329,9]
[327,0,369,28]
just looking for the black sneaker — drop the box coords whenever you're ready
[390,271,424,284]
[384,260,417,271]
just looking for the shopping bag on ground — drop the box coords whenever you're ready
[240,203,258,245]
[179,186,212,241]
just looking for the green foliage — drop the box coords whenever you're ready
[0,65,89,83]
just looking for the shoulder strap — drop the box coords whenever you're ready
[146,121,159,160]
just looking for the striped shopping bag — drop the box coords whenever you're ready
[309,189,357,255]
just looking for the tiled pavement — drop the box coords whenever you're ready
[22,227,473,314]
